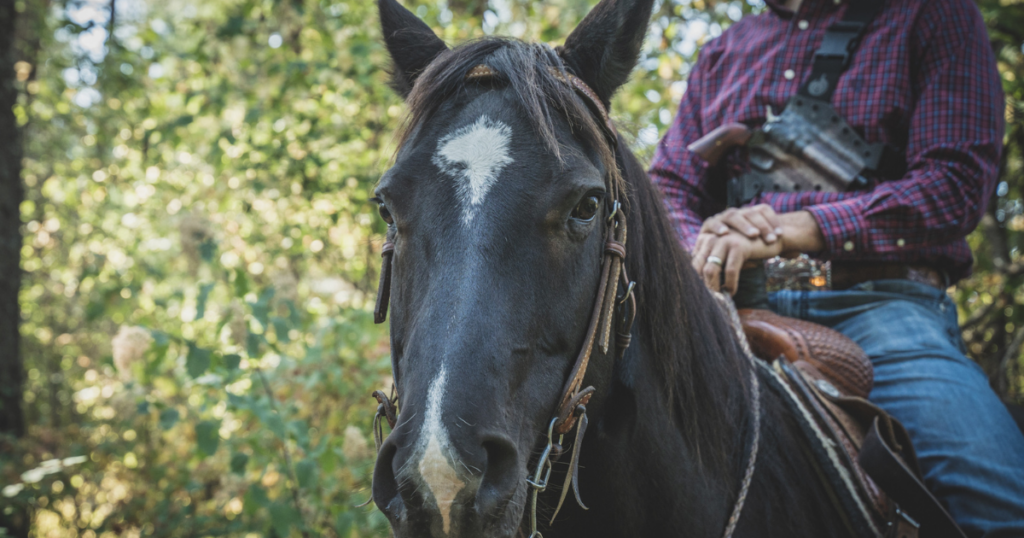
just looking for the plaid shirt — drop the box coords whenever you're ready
[649,0,1004,283]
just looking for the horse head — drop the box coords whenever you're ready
[369,0,655,536]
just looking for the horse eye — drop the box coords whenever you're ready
[570,196,601,222]
[378,202,394,225]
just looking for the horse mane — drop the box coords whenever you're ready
[395,37,751,472]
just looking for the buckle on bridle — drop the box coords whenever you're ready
[606,199,620,225]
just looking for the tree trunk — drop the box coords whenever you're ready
[0,0,28,536]
[0,0,25,437]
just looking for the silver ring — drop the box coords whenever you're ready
[706,255,723,266]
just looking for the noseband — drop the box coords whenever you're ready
[368,61,639,536]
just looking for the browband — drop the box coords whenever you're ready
[466,63,618,147]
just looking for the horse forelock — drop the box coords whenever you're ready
[395,39,619,187]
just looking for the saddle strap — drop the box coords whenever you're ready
[859,419,967,538]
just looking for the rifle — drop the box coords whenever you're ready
[686,96,903,307]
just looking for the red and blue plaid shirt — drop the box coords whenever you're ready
[649,0,1004,283]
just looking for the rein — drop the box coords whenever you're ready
[367,61,759,538]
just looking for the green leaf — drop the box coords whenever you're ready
[223,353,241,370]
[288,419,309,448]
[85,298,106,321]
[247,333,262,358]
[159,408,180,430]
[250,288,275,326]
[272,317,290,342]
[195,420,221,456]
[199,239,217,262]
[195,282,215,320]
[234,268,250,298]
[230,452,249,474]
[335,512,354,537]
[217,16,244,38]
[318,447,338,475]
[227,392,249,409]
[295,459,316,489]
[263,412,286,440]
[186,344,211,378]
[244,485,269,514]
[269,502,301,537]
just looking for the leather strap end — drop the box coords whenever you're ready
[549,406,590,525]
[374,243,395,324]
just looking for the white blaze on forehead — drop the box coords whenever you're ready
[417,368,466,535]
[432,115,513,226]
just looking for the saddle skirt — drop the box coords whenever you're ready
[737,308,966,538]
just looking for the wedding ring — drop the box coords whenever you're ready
[707,255,723,266]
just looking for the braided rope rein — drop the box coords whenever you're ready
[714,292,763,538]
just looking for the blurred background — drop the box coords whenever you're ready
[0,0,1022,536]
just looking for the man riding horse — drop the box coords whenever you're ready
[368,0,1024,535]
[650,0,1024,535]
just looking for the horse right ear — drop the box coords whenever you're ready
[379,0,448,98]
[559,0,654,107]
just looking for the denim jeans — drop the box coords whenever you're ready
[769,280,1024,538]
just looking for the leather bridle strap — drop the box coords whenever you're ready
[374,241,395,324]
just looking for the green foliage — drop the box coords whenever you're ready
[3,0,1023,536]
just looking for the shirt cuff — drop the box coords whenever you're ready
[803,199,868,258]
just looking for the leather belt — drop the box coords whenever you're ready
[762,256,947,292]
[830,262,946,291]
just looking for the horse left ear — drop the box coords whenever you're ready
[559,0,655,106]
[379,0,449,98]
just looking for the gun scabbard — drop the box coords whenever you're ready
[687,123,752,165]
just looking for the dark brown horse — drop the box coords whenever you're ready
[368,0,856,536]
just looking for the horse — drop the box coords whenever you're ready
[368,0,859,536]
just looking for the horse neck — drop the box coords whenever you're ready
[554,143,850,536]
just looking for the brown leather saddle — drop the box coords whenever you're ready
[739,309,967,538]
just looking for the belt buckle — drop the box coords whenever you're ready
[765,254,831,292]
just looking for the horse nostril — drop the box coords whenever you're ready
[372,441,402,517]
[475,436,520,517]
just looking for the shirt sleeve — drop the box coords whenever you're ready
[649,46,725,251]
[764,0,1004,259]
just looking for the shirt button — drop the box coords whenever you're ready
[843,241,854,252]
[896,238,905,247]
[798,20,809,30]
[784,69,796,80]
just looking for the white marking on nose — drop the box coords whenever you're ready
[417,368,466,535]
[432,115,513,226]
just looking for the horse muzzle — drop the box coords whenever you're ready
[372,422,527,538]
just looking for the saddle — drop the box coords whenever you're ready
[739,309,966,538]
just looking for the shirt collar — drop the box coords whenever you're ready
[765,0,843,18]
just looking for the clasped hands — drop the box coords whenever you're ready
[691,204,826,295]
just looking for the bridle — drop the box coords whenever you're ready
[367,59,757,538]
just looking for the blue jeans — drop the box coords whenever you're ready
[769,280,1024,538]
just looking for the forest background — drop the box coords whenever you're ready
[1,0,1023,536]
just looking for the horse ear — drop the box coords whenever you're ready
[559,0,654,106]
[379,0,448,98]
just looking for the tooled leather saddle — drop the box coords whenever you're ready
[739,309,967,538]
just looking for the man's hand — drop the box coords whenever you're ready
[692,230,783,294]
[692,210,826,294]
[701,204,784,244]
